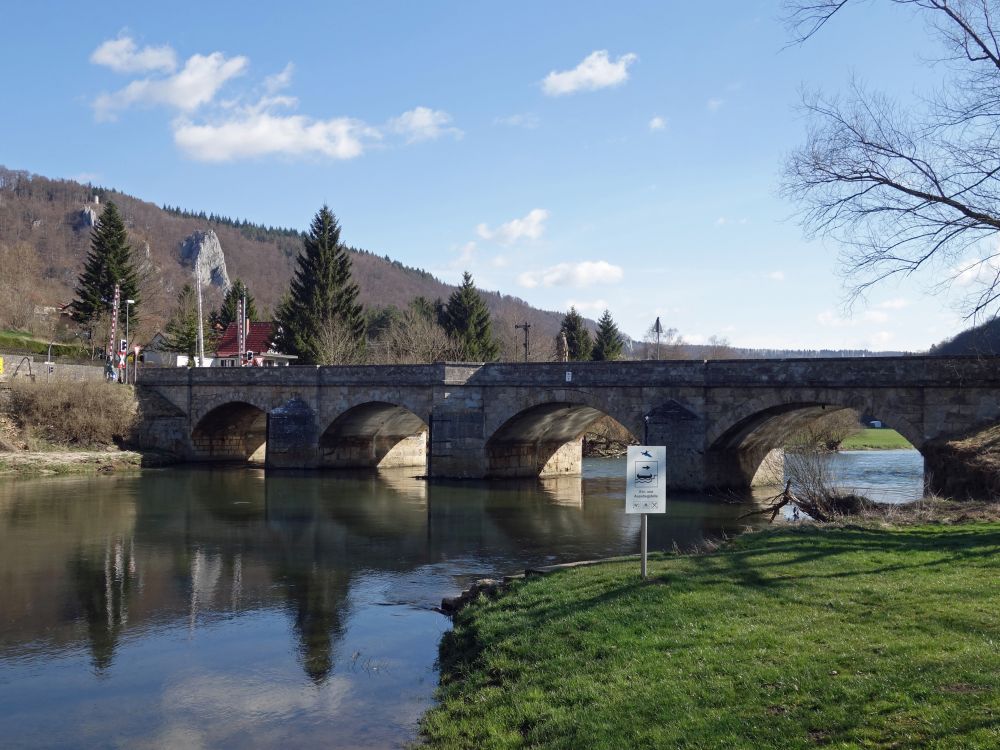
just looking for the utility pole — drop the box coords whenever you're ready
[515,321,531,362]
[653,316,663,360]
[195,264,205,367]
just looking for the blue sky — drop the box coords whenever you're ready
[1,1,974,350]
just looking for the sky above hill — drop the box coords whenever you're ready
[0,1,979,350]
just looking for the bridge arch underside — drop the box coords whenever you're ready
[486,403,631,478]
[191,402,267,463]
[320,402,427,470]
[707,402,920,490]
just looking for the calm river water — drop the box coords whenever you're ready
[0,452,923,749]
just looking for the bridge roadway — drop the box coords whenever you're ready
[135,356,1000,492]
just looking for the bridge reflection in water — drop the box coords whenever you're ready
[0,463,785,747]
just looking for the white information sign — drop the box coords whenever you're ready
[625,445,667,514]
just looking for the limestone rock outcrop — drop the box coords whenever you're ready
[180,229,230,289]
[80,206,98,227]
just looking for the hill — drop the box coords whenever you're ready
[929,317,1000,356]
[0,166,568,353]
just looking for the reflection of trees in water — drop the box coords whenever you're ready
[277,566,350,684]
[67,536,136,672]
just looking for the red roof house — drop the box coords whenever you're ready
[214,321,296,367]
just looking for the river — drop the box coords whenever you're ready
[0,452,923,748]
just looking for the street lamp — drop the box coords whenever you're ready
[125,299,135,383]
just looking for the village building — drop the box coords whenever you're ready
[213,321,296,367]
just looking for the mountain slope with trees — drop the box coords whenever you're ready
[0,166,569,348]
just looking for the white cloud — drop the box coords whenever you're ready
[953,255,1000,287]
[715,216,728,226]
[174,111,380,162]
[707,98,725,112]
[648,116,667,131]
[90,34,177,74]
[542,50,637,96]
[94,51,248,120]
[456,241,477,265]
[565,299,610,315]
[818,309,890,326]
[389,106,462,143]
[476,208,549,244]
[877,297,909,309]
[495,113,540,129]
[491,255,509,268]
[264,62,294,93]
[767,270,786,281]
[518,260,623,288]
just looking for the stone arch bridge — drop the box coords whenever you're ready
[135,357,1000,492]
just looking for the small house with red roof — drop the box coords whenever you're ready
[214,321,297,367]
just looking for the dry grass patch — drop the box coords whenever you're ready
[6,379,137,449]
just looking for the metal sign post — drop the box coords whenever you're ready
[625,444,667,579]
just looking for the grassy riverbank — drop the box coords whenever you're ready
[840,428,913,450]
[422,523,1000,749]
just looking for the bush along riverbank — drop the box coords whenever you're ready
[0,378,164,475]
[421,522,1000,749]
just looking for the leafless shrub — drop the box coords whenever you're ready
[366,310,466,364]
[789,409,862,451]
[6,379,137,448]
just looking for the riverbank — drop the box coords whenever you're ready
[421,522,1000,749]
[0,449,145,476]
[839,428,913,450]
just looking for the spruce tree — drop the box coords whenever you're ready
[591,309,624,361]
[559,306,593,361]
[162,284,205,361]
[216,279,258,329]
[276,206,364,364]
[439,272,500,361]
[71,201,140,327]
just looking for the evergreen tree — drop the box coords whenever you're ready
[161,284,205,362]
[71,201,140,327]
[591,309,624,361]
[215,279,258,330]
[276,206,364,364]
[559,306,593,361]
[438,271,500,361]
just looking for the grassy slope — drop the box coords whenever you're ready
[422,524,1000,749]
[840,428,914,450]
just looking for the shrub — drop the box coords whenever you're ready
[6,379,137,448]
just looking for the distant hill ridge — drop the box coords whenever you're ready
[0,166,569,345]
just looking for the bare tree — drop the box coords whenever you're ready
[783,0,1000,318]
[366,308,465,364]
[639,322,688,360]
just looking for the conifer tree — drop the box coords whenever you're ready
[591,309,624,361]
[276,206,364,364]
[215,279,258,329]
[438,272,500,361]
[559,306,593,361]
[161,284,205,362]
[71,201,140,326]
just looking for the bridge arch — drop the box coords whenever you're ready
[319,401,428,469]
[706,389,924,488]
[484,396,639,478]
[191,401,268,463]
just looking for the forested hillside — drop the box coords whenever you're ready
[930,318,1000,356]
[0,166,567,348]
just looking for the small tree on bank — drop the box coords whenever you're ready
[591,309,624,361]
[71,201,140,328]
[559,306,593,361]
[438,272,500,361]
[276,206,364,364]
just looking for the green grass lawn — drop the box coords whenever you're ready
[421,524,1000,749]
[840,428,914,450]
